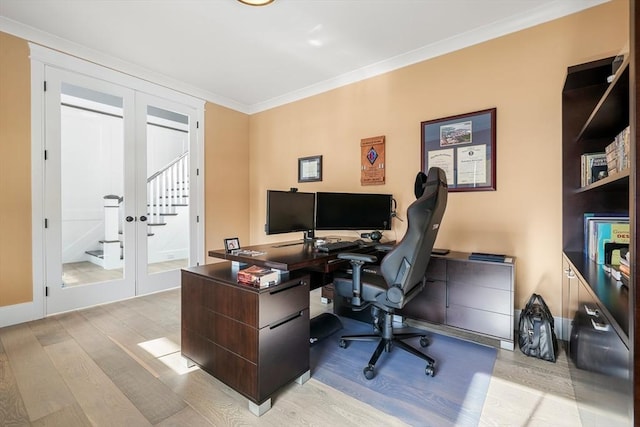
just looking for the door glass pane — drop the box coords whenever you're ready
[146,105,190,274]
[60,83,125,286]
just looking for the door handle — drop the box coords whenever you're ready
[126,216,135,222]
[139,215,147,222]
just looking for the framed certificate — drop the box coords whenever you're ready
[421,108,496,192]
[298,155,322,182]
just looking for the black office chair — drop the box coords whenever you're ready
[333,167,448,379]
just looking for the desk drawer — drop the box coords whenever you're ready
[258,308,310,401]
[426,257,446,281]
[447,304,512,340]
[448,281,511,315]
[259,276,310,328]
[448,260,512,291]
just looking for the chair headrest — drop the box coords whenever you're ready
[414,171,428,199]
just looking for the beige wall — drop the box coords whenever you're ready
[204,102,250,260]
[248,0,628,315]
[0,32,32,307]
[0,0,628,317]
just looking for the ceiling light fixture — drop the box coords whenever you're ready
[237,0,274,6]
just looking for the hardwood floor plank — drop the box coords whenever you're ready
[153,405,214,426]
[0,351,30,426]
[31,403,92,427]
[44,338,151,426]
[28,316,71,347]
[0,324,76,421]
[76,305,177,379]
[55,310,187,424]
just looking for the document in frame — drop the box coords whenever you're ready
[428,148,455,186]
[456,145,487,185]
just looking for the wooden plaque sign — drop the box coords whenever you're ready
[360,135,385,186]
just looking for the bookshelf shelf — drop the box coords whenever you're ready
[574,168,630,193]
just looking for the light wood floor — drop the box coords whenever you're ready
[62,259,188,287]
[0,288,585,426]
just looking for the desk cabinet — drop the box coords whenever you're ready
[399,252,515,350]
[181,263,310,415]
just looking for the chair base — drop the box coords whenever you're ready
[338,331,436,379]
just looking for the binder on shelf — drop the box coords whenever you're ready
[469,252,506,262]
[237,265,279,288]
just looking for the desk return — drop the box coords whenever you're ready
[181,263,311,416]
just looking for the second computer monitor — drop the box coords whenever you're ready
[315,192,393,231]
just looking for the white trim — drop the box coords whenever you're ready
[196,108,206,266]
[28,43,205,111]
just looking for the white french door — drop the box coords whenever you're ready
[43,67,200,314]
[135,93,199,295]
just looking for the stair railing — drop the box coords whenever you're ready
[147,152,189,224]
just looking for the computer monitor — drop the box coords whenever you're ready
[265,190,316,239]
[315,192,393,231]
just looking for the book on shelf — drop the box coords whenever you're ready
[237,265,279,288]
[468,252,506,262]
[580,152,607,186]
[588,221,629,264]
[604,126,631,175]
[583,213,628,255]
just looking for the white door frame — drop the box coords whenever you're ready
[16,44,205,321]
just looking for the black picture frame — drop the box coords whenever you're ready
[224,237,241,253]
[298,155,323,182]
[421,108,496,192]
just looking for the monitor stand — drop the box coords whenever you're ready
[303,230,315,242]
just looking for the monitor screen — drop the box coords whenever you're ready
[265,190,316,235]
[315,192,393,230]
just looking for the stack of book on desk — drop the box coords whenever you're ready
[237,265,279,288]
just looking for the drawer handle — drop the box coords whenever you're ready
[584,305,599,317]
[591,317,610,332]
[270,280,307,295]
[270,311,303,329]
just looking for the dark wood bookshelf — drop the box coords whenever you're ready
[561,5,636,422]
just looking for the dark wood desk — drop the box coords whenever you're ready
[208,239,382,272]
[185,239,386,416]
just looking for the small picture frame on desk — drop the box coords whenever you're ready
[224,237,241,253]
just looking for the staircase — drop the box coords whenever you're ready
[85,153,189,269]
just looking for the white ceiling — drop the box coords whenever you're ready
[0,0,607,114]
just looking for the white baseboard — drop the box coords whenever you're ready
[0,300,43,328]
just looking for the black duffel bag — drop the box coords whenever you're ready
[518,293,558,362]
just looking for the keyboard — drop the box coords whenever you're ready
[316,241,359,253]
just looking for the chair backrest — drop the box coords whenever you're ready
[379,167,448,306]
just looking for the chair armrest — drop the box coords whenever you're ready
[337,252,377,264]
[375,244,395,252]
[336,252,377,306]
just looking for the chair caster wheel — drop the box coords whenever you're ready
[419,336,430,347]
[339,339,348,348]
[425,364,435,377]
[363,365,375,380]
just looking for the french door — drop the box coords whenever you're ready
[44,67,200,314]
